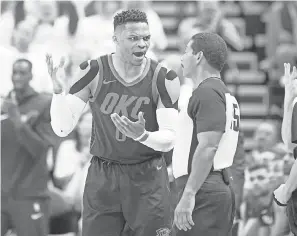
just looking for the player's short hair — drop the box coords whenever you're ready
[190,32,228,72]
[13,58,33,72]
[113,9,148,30]
[248,163,269,173]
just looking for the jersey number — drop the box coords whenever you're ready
[231,103,240,132]
[116,129,126,142]
[100,92,150,143]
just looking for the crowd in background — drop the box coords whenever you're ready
[1,1,297,236]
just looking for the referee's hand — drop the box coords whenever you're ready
[174,193,195,231]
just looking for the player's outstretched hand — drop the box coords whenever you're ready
[174,193,195,232]
[283,63,297,100]
[45,54,66,94]
[110,112,146,140]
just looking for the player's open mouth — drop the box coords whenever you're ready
[133,52,145,58]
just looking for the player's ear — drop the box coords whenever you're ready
[196,51,203,65]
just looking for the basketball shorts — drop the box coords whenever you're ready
[82,156,173,236]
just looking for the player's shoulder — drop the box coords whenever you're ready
[69,57,102,95]
[79,56,104,70]
[151,60,180,108]
[151,60,179,81]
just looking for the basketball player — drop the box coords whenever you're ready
[171,32,239,236]
[46,9,180,236]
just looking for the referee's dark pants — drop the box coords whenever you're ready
[172,170,235,236]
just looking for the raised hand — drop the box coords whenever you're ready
[45,54,66,94]
[283,63,297,86]
[283,63,297,102]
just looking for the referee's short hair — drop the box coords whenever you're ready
[191,32,228,72]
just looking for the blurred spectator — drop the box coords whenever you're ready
[243,120,290,236]
[48,111,93,236]
[1,58,57,236]
[248,121,286,183]
[240,163,276,236]
[248,121,280,163]
[265,1,297,59]
[178,1,244,53]
[24,0,80,55]
[0,1,19,47]
[0,19,53,95]
[79,1,121,57]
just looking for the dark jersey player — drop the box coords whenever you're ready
[46,9,180,236]
[171,32,240,236]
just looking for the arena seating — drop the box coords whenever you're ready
[152,0,275,150]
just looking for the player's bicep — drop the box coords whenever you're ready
[156,69,180,110]
[68,60,100,103]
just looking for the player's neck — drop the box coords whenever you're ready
[112,53,147,82]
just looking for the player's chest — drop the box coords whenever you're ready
[96,80,154,119]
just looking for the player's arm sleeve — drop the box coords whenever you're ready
[50,60,99,137]
[135,69,180,152]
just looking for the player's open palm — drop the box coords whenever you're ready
[45,54,66,94]
[111,112,146,140]
[283,63,297,100]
